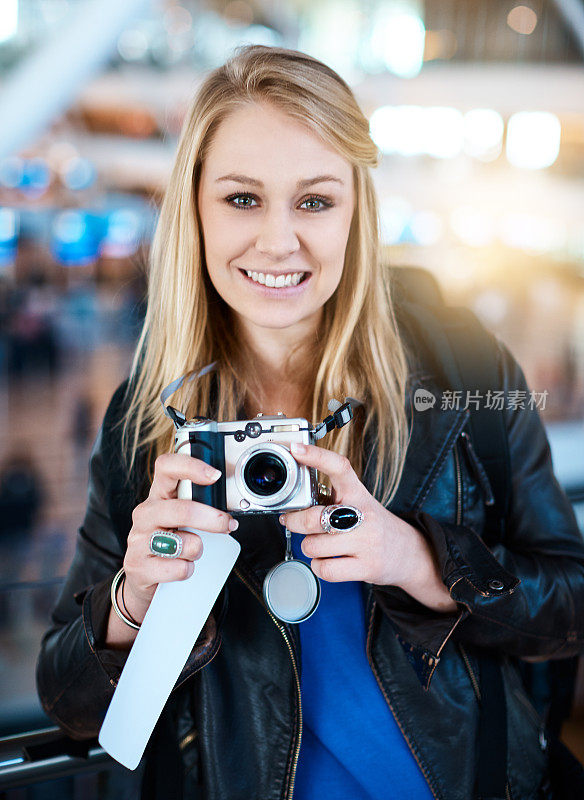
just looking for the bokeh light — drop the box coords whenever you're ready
[507,5,538,36]
[506,111,561,169]
[61,157,97,191]
[0,0,18,44]
[464,109,504,162]
[370,105,463,158]
[369,5,425,78]
[0,207,19,266]
[450,206,495,248]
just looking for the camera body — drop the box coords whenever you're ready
[175,413,319,514]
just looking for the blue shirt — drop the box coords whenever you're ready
[289,531,433,800]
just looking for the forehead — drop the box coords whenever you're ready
[203,102,353,186]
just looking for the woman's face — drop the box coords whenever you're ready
[197,102,355,340]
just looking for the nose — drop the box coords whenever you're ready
[254,207,300,261]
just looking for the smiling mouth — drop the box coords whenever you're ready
[238,269,309,288]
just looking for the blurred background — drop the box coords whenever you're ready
[0,0,583,797]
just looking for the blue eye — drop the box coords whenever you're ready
[224,193,333,212]
[225,193,258,209]
[300,196,331,211]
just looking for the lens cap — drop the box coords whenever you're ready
[263,559,321,623]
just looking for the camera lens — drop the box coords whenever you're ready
[244,452,288,496]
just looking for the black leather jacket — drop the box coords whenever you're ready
[36,306,584,800]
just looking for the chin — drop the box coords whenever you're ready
[242,309,309,329]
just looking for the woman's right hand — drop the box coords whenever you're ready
[121,453,239,622]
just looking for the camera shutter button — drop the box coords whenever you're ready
[488,579,505,591]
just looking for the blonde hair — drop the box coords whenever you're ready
[121,44,412,506]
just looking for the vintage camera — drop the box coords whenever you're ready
[169,399,356,515]
[174,413,320,514]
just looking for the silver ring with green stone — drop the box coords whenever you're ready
[149,530,183,559]
[320,504,363,534]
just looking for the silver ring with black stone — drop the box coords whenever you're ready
[320,504,364,534]
[149,530,183,559]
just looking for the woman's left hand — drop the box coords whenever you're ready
[280,443,457,612]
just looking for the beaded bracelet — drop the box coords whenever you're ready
[110,567,141,630]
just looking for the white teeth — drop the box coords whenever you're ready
[243,270,306,287]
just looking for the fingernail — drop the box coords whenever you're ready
[228,518,239,531]
[206,466,222,481]
[279,515,285,525]
[291,442,306,455]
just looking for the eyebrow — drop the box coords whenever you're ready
[215,173,345,189]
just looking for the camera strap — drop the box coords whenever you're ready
[160,364,363,437]
[160,362,218,427]
[312,397,363,440]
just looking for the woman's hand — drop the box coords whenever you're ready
[121,453,239,622]
[279,443,457,613]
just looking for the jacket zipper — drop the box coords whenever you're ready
[458,643,481,701]
[453,441,463,526]
[234,566,302,800]
[365,597,440,800]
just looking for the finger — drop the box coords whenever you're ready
[280,506,326,535]
[282,505,366,536]
[149,452,222,500]
[289,443,361,499]
[300,533,358,559]
[133,555,198,586]
[310,556,362,583]
[125,530,203,574]
[146,530,204,563]
[132,498,236,535]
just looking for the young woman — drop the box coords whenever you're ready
[37,45,584,800]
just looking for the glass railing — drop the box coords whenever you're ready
[0,578,63,738]
[0,725,144,797]
[0,579,145,796]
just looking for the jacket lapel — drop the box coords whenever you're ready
[361,371,469,516]
[388,374,469,514]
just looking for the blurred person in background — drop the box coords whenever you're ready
[6,271,59,379]
[0,450,44,540]
[36,46,584,800]
[0,449,45,592]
